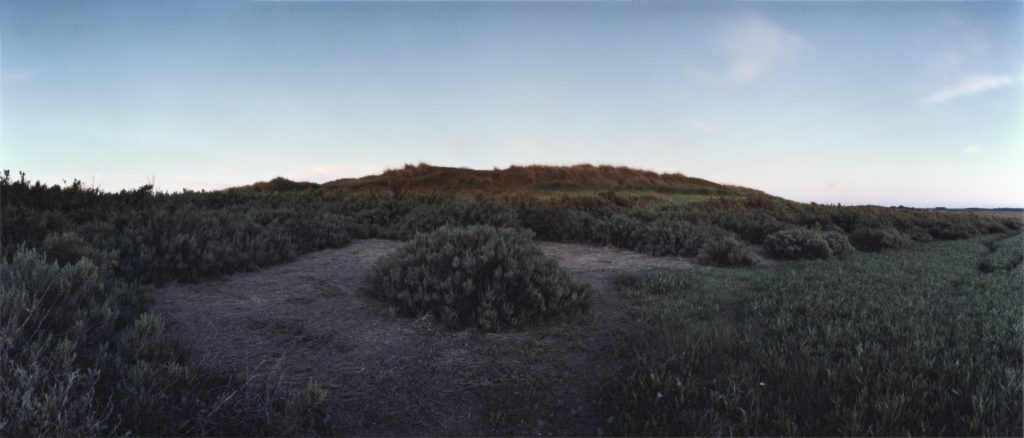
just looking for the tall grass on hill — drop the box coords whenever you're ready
[319,163,754,196]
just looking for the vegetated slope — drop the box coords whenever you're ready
[3,166,1022,436]
[246,163,761,198]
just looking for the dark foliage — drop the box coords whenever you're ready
[613,234,1023,435]
[1,167,1018,436]
[697,236,760,267]
[762,228,833,260]
[367,225,590,331]
[849,227,912,252]
[822,230,855,257]
[0,249,333,436]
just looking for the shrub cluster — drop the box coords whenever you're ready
[1,176,343,435]
[762,228,853,260]
[979,233,1024,273]
[697,237,760,267]
[368,225,590,331]
[821,230,855,256]
[763,228,832,260]
[0,249,334,436]
[689,195,1017,246]
[849,227,912,252]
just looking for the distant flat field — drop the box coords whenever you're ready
[930,209,1024,219]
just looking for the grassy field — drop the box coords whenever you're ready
[612,232,1022,435]
[2,165,1021,435]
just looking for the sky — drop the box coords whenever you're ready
[1,1,1021,207]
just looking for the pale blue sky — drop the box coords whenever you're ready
[1,1,1021,207]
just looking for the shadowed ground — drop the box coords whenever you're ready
[153,239,696,435]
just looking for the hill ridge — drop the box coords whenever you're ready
[244,163,764,198]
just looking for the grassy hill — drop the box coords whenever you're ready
[245,163,763,200]
[3,167,1022,436]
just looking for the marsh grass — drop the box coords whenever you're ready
[612,233,1024,435]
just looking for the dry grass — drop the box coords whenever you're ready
[308,163,761,197]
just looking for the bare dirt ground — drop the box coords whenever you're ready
[152,239,697,435]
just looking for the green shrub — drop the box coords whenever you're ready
[711,212,788,244]
[0,248,335,436]
[849,227,911,252]
[905,225,934,242]
[607,215,717,257]
[929,221,981,240]
[521,204,607,244]
[368,225,590,331]
[1001,217,1023,231]
[763,228,833,260]
[698,237,759,267]
[39,230,121,269]
[979,233,1024,273]
[822,231,855,257]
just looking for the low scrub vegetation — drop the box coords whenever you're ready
[762,228,855,260]
[979,233,1024,273]
[0,248,333,436]
[821,230,854,256]
[697,236,759,267]
[368,225,590,331]
[1,167,1019,435]
[611,233,1023,435]
[849,227,911,252]
[763,228,834,260]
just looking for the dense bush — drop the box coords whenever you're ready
[762,228,833,260]
[979,233,1023,273]
[0,176,344,435]
[822,230,854,256]
[849,227,911,252]
[1,250,141,435]
[697,237,759,267]
[929,221,982,240]
[905,225,934,242]
[0,248,335,436]
[368,225,590,331]
[608,215,720,257]
[518,202,609,245]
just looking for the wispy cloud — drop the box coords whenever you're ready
[291,162,384,183]
[696,15,806,86]
[963,144,983,154]
[923,74,1014,104]
[690,120,723,133]
[928,39,987,74]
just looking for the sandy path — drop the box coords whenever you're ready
[153,239,696,435]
